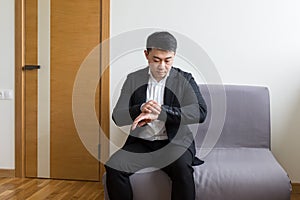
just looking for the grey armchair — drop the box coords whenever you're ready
[103,85,291,200]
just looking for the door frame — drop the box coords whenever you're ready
[14,0,110,180]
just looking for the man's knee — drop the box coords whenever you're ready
[170,156,193,173]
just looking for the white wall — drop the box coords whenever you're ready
[0,0,15,169]
[110,0,300,182]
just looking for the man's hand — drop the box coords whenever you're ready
[131,100,161,130]
[141,100,161,115]
[131,112,159,131]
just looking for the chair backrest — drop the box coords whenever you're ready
[192,85,271,149]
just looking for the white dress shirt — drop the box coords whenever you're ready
[137,69,170,141]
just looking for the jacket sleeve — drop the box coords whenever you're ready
[158,74,207,125]
[112,75,143,127]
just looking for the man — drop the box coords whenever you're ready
[105,31,207,200]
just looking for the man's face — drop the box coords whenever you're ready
[144,49,175,81]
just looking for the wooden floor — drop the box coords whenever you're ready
[292,194,300,200]
[0,178,104,200]
[0,177,299,200]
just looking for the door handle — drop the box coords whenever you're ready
[23,65,41,70]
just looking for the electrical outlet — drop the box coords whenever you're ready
[4,90,13,100]
[0,89,13,100]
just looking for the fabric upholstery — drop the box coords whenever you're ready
[103,85,291,200]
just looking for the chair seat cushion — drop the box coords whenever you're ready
[103,148,291,200]
[194,148,291,200]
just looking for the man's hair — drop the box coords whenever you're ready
[146,31,177,53]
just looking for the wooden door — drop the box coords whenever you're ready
[15,0,110,181]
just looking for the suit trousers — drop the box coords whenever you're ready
[105,138,195,200]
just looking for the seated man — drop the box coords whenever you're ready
[105,31,207,200]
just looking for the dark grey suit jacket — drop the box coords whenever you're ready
[112,66,207,165]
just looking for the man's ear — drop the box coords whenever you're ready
[144,50,149,60]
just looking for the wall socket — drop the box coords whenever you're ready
[0,89,13,100]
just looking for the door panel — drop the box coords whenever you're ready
[24,0,38,178]
[23,0,105,181]
[50,0,100,181]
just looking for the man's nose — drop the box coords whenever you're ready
[159,61,166,68]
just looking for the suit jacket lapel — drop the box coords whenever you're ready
[164,68,177,106]
[134,67,149,103]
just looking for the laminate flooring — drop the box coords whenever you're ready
[0,178,103,200]
[0,177,299,200]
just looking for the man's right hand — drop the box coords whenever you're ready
[131,112,159,130]
[141,100,161,115]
